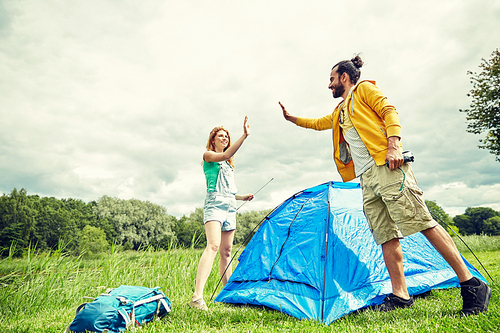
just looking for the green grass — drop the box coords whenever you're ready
[0,236,499,333]
[453,234,500,253]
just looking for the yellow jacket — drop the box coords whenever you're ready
[296,80,401,182]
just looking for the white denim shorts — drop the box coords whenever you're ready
[203,192,237,231]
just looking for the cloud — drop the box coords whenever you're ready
[0,0,499,218]
[425,182,500,217]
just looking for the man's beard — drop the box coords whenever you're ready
[332,81,345,99]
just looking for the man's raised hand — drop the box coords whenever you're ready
[279,101,297,124]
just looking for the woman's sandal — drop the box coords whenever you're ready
[189,298,208,311]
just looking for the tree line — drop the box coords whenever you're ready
[424,200,500,236]
[0,188,269,257]
[1,188,498,257]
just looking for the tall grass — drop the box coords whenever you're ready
[453,234,500,253]
[0,238,498,333]
[0,242,83,318]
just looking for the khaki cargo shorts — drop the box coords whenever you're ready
[360,163,436,245]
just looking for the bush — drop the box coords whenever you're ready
[80,225,109,254]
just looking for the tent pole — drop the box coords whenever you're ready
[321,182,332,323]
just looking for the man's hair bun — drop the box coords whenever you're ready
[332,53,363,84]
[351,54,363,69]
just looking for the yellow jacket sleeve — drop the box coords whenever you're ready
[296,113,333,131]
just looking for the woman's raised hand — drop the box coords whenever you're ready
[243,116,250,137]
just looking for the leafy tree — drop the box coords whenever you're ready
[93,196,176,250]
[89,200,118,244]
[0,189,37,252]
[460,49,500,161]
[483,216,500,236]
[173,208,206,249]
[425,200,458,235]
[32,197,95,252]
[453,207,499,235]
[453,214,472,235]
[151,213,178,249]
[36,197,74,250]
[234,210,271,245]
[79,225,109,254]
[0,190,104,254]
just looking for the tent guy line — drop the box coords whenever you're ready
[429,211,494,283]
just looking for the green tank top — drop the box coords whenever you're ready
[203,160,220,192]
[203,159,237,195]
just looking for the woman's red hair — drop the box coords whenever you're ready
[206,126,234,168]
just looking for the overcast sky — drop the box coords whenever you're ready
[1,0,499,218]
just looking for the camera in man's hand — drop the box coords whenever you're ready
[386,150,414,167]
[402,150,414,163]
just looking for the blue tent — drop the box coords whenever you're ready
[215,181,486,324]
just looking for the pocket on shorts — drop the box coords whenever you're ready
[406,185,432,221]
[380,182,416,223]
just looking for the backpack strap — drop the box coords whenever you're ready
[112,296,136,330]
[133,294,165,307]
[73,302,87,316]
[160,298,171,313]
[120,292,171,329]
[64,299,95,333]
[116,296,133,305]
[118,308,133,331]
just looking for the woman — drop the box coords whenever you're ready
[189,116,254,310]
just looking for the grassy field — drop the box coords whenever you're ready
[0,236,499,333]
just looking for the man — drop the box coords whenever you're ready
[279,55,491,314]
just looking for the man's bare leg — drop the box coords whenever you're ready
[421,224,472,282]
[382,238,410,299]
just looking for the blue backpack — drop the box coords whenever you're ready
[66,285,172,333]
